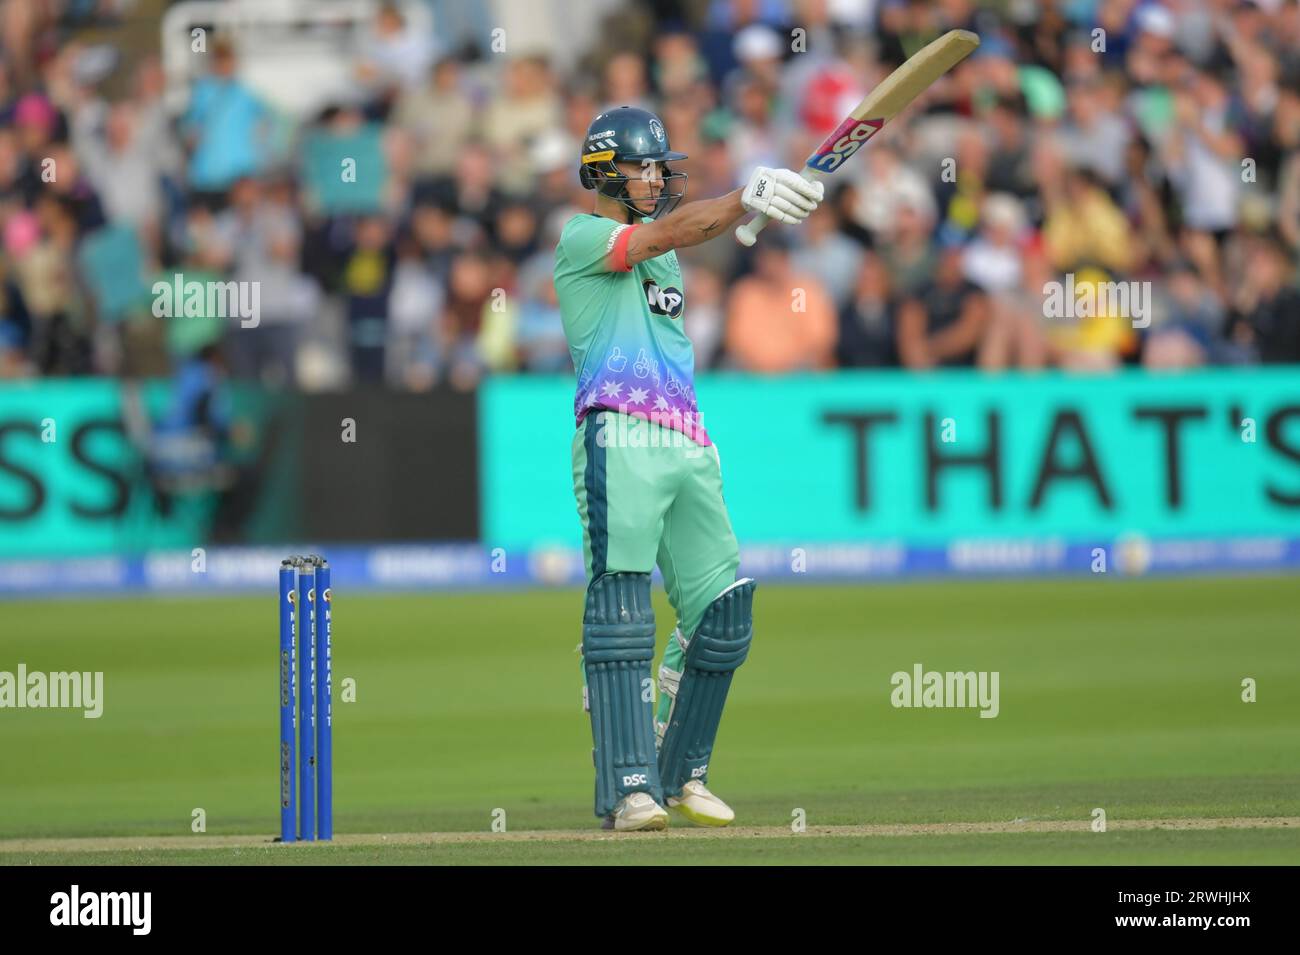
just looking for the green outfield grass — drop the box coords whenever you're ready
[1,576,1297,865]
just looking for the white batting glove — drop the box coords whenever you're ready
[741,167,824,224]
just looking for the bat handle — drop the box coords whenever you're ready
[734,168,819,246]
[735,213,769,247]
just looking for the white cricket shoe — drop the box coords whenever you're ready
[601,792,669,832]
[666,780,735,827]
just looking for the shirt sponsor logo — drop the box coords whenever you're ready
[643,280,683,318]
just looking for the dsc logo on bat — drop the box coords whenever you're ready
[806,117,885,173]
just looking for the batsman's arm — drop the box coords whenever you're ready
[626,190,745,265]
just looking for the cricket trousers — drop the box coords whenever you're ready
[571,410,742,801]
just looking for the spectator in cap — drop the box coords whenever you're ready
[730,23,783,96]
[963,193,1029,295]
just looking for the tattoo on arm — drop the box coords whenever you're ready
[628,193,743,262]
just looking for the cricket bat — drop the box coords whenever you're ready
[735,29,980,247]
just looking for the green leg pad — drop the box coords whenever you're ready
[583,572,663,817]
[657,578,755,799]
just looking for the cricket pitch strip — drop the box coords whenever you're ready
[3,817,1296,853]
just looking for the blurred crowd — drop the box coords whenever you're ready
[1,0,1299,390]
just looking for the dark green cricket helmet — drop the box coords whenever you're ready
[579,106,688,221]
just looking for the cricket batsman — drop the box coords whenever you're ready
[554,106,823,831]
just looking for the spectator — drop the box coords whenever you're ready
[14,194,89,374]
[896,245,989,369]
[853,144,935,244]
[1144,259,1226,369]
[1059,73,1131,187]
[877,193,939,299]
[676,133,743,278]
[837,252,896,368]
[602,51,653,112]
[652,29,709,100]
[493,201,541,265]
[355,2,436,101]
[529,130,582,219]
[72,101,163,233]
[1042,166,1134,275]
[1118,134,1177,272]
[791,200,863,310]
[515,251,569,373]
[428,140,503,226]
[1272,84,1300,255]
[729,24,784,98]
[394,57,478,182]
[979,241,1052,371]
[179,37,272,196]
[1163,66,1243,293]
[410,198,460,285]
[962,193,1028,295]
[1045,266,1140,371]
[226,217,321,388]
[482,55,564,196]
[0,319,29,377]
[683,265,725,370]
[11,92,60,205]
[934,125,990,245]
[984,94,1036,201]
[725,237,836,373]
[697,0,782,86]
[727,72,782,175]
[4,0,1299,386]
[342,216,395,382]
[40,140,104,233]
[386,231,444,389]
[1228,232,1300,363]
[444,251,496,390]
[477,256,519,375]
[212,177,295,276]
